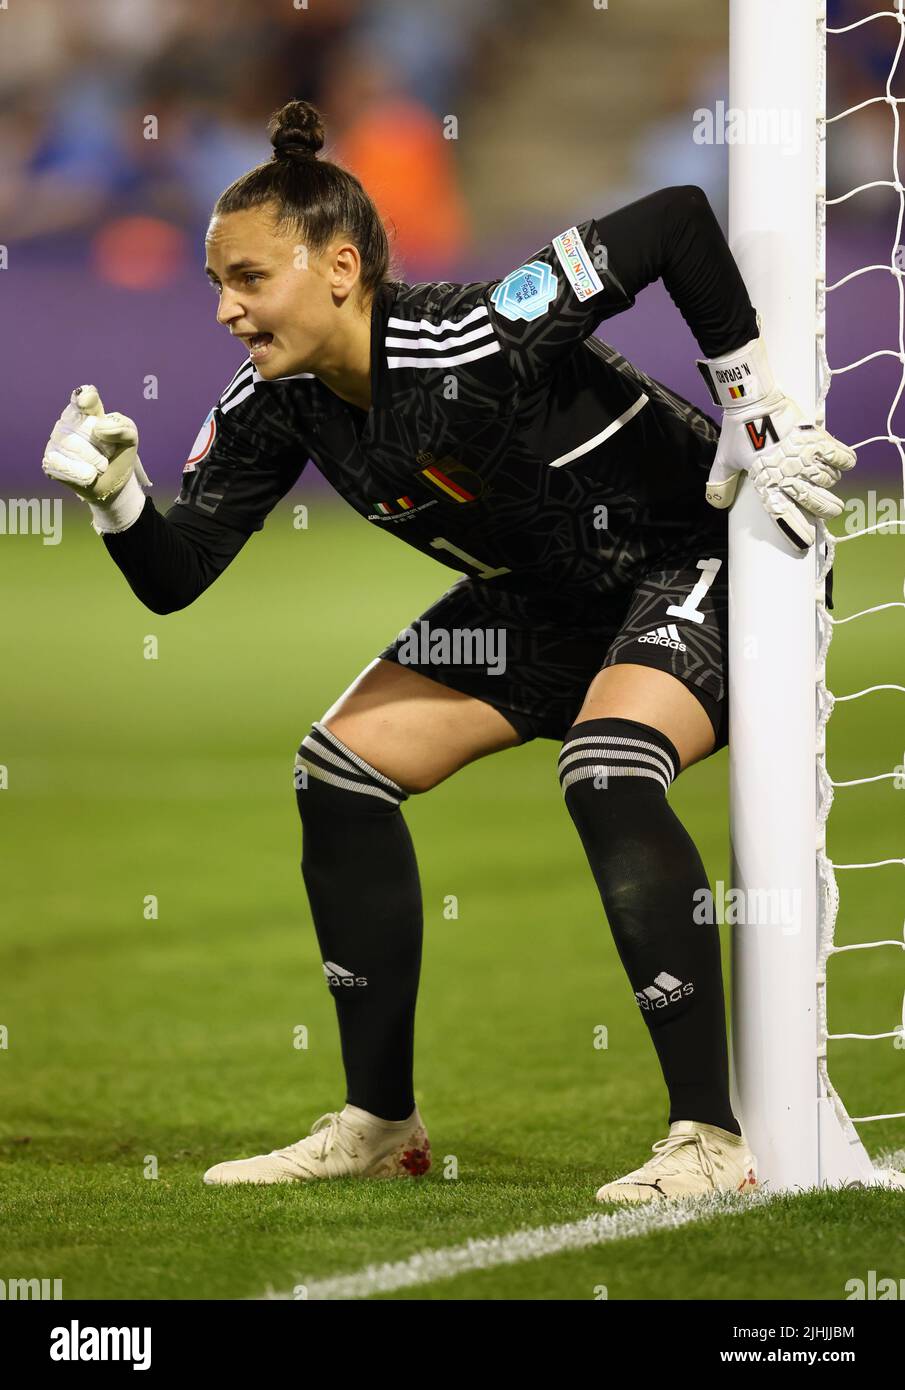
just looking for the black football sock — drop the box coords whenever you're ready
[560,716,740,1136]
[295,722,422,1121]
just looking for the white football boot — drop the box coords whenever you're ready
[595,1120,758,1204]
[203,1104,431,1186]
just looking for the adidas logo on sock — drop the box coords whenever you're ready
[323,960,368,988]
[635,971,694,1011]
[637,623,686,652]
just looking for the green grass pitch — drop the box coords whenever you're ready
[1,481,902,1300]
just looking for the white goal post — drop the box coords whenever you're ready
[727,0,904,1189]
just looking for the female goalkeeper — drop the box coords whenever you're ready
[43,100,854,1202]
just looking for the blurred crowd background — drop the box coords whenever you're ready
[2,0,900,488]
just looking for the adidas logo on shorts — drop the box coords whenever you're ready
[635,971,694,1011]
[637,623,686,652]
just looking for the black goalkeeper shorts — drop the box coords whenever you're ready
[376,543,730,752]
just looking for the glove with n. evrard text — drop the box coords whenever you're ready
[697,322,855,550]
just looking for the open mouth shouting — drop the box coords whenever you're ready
[241,331,275,363]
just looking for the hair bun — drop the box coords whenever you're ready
[269,100,325,162]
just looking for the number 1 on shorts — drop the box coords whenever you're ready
[666,557,723,625]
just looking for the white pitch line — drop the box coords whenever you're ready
[259,1187,779,1301]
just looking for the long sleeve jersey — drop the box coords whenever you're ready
[102,184,757,614]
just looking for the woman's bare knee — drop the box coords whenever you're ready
[317,658,522,794]
[575,663,717,773]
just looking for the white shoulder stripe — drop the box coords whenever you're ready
[220,381,257,414]
[387,341,501,371]
[222,360,252,390]
[385,322,495,353]
[219,361,254,403]
[387,304,489,336]
[218,366,316,414]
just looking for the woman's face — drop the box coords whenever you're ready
[204,205,362,379]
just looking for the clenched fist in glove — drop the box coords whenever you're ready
[697,322,856,550]
[42,385,151,533]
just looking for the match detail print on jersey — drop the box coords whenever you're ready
[374,497,414,515]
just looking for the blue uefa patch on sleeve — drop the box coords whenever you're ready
[490,260,558,322]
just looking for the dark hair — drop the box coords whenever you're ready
[212,100,394,300]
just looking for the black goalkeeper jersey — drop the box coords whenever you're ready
[103,185,757,614]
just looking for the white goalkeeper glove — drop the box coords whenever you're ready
[42,385,151,534]
[696,322,856,550]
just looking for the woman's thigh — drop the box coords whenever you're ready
[574,662,717,773]
[318,657,524,794]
